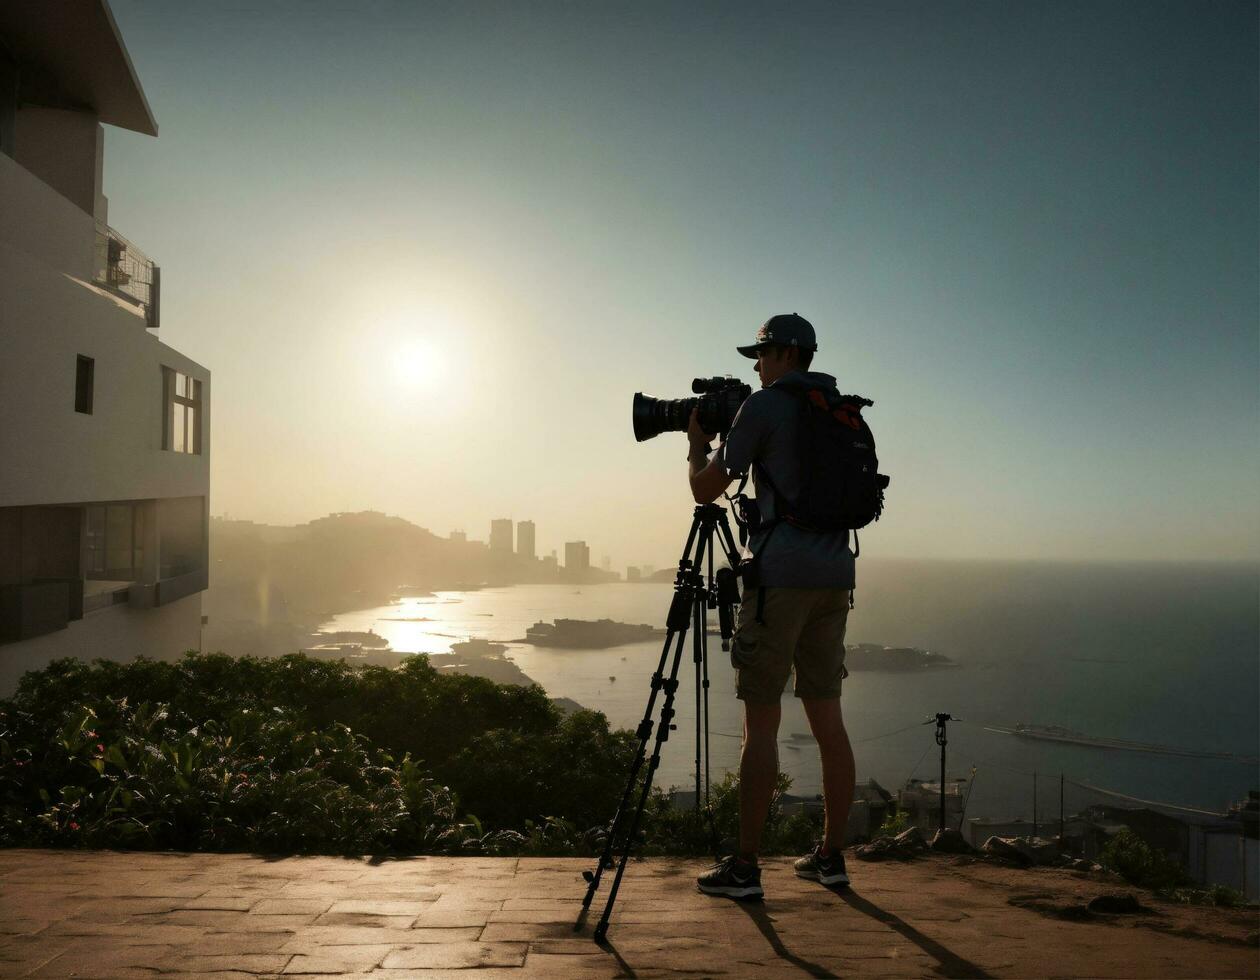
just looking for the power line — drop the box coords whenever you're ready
[856,720,928,744]
[713,717,1229,818]
[712,718,927,745]
[1061,778,1225,817]
[903,740,935,786]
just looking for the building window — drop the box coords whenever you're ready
[84,503,144,580]
[162,368,201,454]
[75,356,94,414]
[157,496,205,578]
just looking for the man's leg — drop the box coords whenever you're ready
[738,699,782,863]
[802,696,855,851]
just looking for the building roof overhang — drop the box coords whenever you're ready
[0,0,157,136]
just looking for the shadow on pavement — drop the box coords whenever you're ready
[736,901,841,979]
[597,937,638,979]
[832,885,993,979]
[574,906,637,978]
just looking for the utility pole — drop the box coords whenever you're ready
[1032,771,1038,839]
[927,713,957,834]
[1059,772,1065,848]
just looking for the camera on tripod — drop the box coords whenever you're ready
[631,377,752,443]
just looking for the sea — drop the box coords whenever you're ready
[319,560,1259,826]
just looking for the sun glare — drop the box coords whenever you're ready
[391,336,445,388]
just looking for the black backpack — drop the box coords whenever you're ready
[757,376,890,548]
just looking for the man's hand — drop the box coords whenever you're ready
[687,407,715,449]
[687,408,734,504]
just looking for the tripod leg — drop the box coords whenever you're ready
[701,593,712,817]
[692,535,707,814]
[581,626,677,909]
[594,627,690,944]
[704,535,716,818]
[582,514,706,910]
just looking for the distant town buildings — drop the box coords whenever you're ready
[898,778,968,834]
[516,520,535,560]
[626,566,641,582]
[489,518,513,554]
[565,541,590,573]
[965,793,1259,902]
[449,530,466,543]
[0,5,210,695]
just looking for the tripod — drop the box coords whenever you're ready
[580,503,743,944]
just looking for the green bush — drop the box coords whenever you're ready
[0,652,836,858]
[1099,828,1192,891]
[0,653,634,854]
[877,808,911,838]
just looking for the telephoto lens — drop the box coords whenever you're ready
[631,393,698,442]
[631,378,751,442]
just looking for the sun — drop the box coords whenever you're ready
[391,337,445,388]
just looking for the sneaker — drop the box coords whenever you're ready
[696,856,763,899]
[794,844,850,887]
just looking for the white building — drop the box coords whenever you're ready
[0,3,210,694]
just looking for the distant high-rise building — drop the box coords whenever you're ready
[450,530,466,543]
[489,518,513,553]
[627,566,641,582]
[564,541,590,572]
[516,520,536,560]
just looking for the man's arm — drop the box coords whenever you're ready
[688,408,735,504]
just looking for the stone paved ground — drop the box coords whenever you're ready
[0,849,1256,978]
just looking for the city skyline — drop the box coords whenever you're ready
[219,508,663,574]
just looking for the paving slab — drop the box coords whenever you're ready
[0,849,1256,978]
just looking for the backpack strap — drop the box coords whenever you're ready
[734,518,784,626]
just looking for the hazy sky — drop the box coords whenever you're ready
[103,0,1258,567]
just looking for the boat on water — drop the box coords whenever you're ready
[449,638,508,659]
[844,643,956,671]
[312,629,390,648]
[524,618,657,649]
[985,723,1260,765]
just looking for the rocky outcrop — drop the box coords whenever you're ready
[855,826,930,861]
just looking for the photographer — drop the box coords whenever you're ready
[687,314,855,900]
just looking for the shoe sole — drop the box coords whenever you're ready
[697,883,764,900]
[795,868,850,887]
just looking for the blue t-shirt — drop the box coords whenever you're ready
[717,370,856,589]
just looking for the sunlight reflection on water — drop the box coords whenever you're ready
[319,581,1258,818]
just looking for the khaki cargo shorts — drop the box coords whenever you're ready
[731,587,851,703]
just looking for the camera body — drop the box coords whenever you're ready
[632,376,753,442]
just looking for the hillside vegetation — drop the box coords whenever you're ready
[0,653,819,856]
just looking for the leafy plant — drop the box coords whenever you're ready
[877,807,911,837]
[0,652,828,858]
[1099,827,1192,891]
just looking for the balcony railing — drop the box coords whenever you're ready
[93,221,161,329]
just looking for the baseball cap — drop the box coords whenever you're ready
[736,313,817,359]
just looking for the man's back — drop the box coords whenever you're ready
[719,369,855,589]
